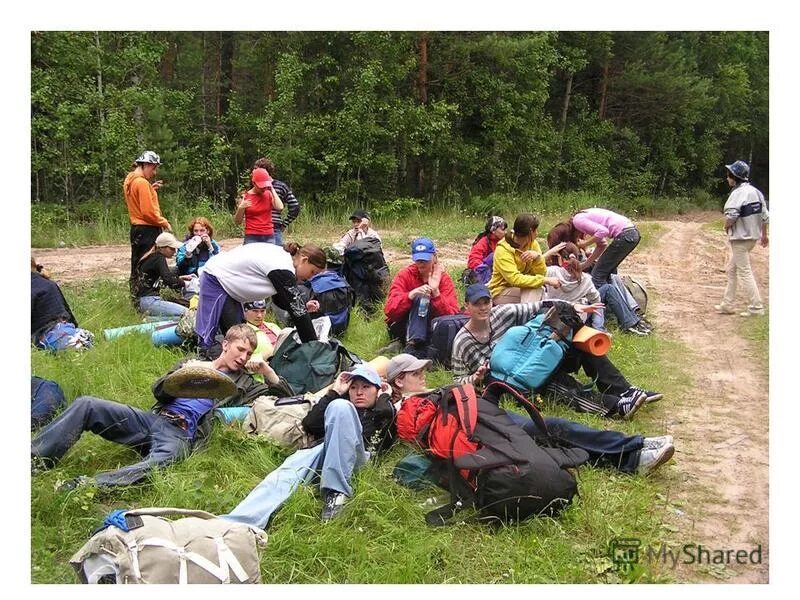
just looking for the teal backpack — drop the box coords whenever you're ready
[269,336,360,395]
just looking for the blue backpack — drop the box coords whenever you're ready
[306,271,354,335]
[488,305,577,393]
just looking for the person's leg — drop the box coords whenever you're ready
[591,228,641,287]
[222,444,325,529]
[520,286,544,304]
[137,296,188,318]
[579,352,631,397]
[386,316,409,344]
[541,370,617,417]
[731,239,763,311]
[273,228,283,246]
[194,272,230,348]
[318,399,368,496]
[609,273,639,313]
[130,225,160,290]
[219,295,245,336]
[31,396,154,466]
[598,283,639,330]
[721,240,739,308]
[493,287,522,305]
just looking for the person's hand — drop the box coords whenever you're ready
[545,277,562,288]
[379,381,392,396]
[409,284,432,300]
[178,275,194,283]
[428,260,444,294]
[306,299,320,313]
[573,302,605,314]
[201,234,212,247]
[519,250,542,262]
[760,234,769,248]
[332,371,352,395]
[152,180,163,191]
[358,218,370,232]
[237,197,252,210]
[473,363,489,384]
[543,241,567,258]
[164,222,173,233]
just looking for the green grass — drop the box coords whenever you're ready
[31,264,689,583]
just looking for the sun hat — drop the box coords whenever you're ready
[135,150,162,165]
[161,364,237,400]
[155,232,181,249]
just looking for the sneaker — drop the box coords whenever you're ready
[643,390,663,403]
[376,340,404,356]
[638,317,655,332]
[642,435,673,450]
[56,475,93,493]
[740,307,766,317]
[617,388,647,420]
[623,322,650,336]
[636,443,675,475]
[714,304,736,315]
[320,490,348,522]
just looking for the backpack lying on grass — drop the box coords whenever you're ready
[69,507,267,584]
[268,334,360,395]
[243,394,314,449]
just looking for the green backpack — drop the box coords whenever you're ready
[268,336,359,395]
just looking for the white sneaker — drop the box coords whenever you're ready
[642,435,673,450]
[740,307,765,317]
[637,443,675,474]
[714,304,735,315]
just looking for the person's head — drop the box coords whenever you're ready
[253,157,275,173]
[242,299,268,326]
[134,150,162,179]
[283,242,327,281]
[410,237,437,279]
[464,283,493,322]
[187,217,214,239]
[556,242,583,280]
[251,167,273,193]
[154,232,182,257]
[350,209,370,227]
[507,213,540,247]
[725,160,750,186]
[545,222,577,266]
[485,215,508,241]
[344,364,382,409]
[386,353,431,395]
[217,323,258,371]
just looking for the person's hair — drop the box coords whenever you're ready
[283,242,327,270]
[557,242,583,280]
[253,157,275,173]
[505,213,539,248]
[473,213,504,244]
[186,216,214,239]
[224,323,258,350]
[545,222,579,265]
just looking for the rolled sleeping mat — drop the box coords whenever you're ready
[103,320,176,341]
[572,326,612,356]
[151,324,184,347]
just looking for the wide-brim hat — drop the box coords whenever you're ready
[161,364,237,399]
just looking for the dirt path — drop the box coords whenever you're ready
[31,216,769,582]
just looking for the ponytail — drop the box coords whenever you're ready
[558,242,583,280]
[284,242,326,270]
[283,241,301,256]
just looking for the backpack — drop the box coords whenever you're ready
[428,314,469,369]
[31,376,66,430]
[306,270,354,335]
[175,307,198,341]
[621,275,648,315]
[397,382,588,525]
[488,304,579,393]
[242,394,314,449]
[342,238,390,314]
[69,507,267,584]
[268,335,360,395]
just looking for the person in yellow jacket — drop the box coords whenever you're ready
[124,150,172,294]
[487,213,565,304]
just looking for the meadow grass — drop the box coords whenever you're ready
[31,232,688,584]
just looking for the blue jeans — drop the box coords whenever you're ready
[591,227,641,287]
[31,396,192,487]
[31,377,66,430]
[137,295,188,318]
[273,228,284,246]
[222,398,369,529]
[505,411,643,473]
[598,282,639,330]
[244,234,276,245]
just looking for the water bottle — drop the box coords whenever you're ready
[417,295,430,317]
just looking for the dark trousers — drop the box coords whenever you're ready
[130,224,162,291]
[31,396,191,487]
[591,226,640,287]
[561,348,631,397]
[506,412,643,473]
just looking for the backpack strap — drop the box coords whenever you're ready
[482,380,549,436]
[450,384,478,439]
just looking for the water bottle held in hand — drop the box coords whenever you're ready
[417,295,430,317]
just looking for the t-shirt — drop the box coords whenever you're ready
[162,397,215,439]
[201,242,295,302]
[243,190,276,235]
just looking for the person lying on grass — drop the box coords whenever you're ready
[222,363,396,526]
[392,352,675,476]
[451,283,663,420]
[31,324,292,492]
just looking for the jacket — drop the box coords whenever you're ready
[384,264,460,325]
[487,237,547,298]
[31,272,78,338]
[467,235,498,270]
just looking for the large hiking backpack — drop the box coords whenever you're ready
[621,275,648,316]
[31,375,66,430]
[396,382,588,525]
[342,238,390,314]
[488,303,581,393]
[428,313,469,369]
[242,394,314,449]
[69,507,267,584]
[268,335,360,395]
[306,270,354,335]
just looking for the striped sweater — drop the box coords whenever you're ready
[270,180,301,230]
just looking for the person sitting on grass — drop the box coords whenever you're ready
[465,214,507,285]
[222,363,396,526]
[383,237,460,358]
[451,283,662,420]
[133,232,193,318]
[31,325,291,492]
[332,208,382,255]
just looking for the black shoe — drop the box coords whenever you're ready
[624,322,650,336]
[638,317,655,332]
[320,490,347,522]
[617,387,647,420]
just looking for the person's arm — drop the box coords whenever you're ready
[266,269,317,342]
[151,359,191,404]
[384,269,416,322]
[494,244,548,289]
[430,272,460,316]
[234,194,249,226]
[467,237,489,270]
[278,182,301,227]
[333,229,356,254]
[269,187,284,211]
[155,255,184,290]
[210,240,221,255]
[133,178,171,230]
[760,222,769,247]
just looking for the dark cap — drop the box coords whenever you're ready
[465,283,492,304]
[350,209,370,221]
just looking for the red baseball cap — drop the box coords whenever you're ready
[252,168,273,188]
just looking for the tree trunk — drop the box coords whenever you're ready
[554,71,573,189]
[417,32,428,105]
[94,31,109,208]
[598,58,609,119]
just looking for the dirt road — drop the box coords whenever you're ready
[31,216,769,582]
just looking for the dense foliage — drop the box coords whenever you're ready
[31,31,768,213]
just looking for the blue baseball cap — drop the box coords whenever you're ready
[411,237,436,261]
[465,283,492,304]
[345,364,382,388]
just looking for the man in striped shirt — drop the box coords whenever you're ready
[253,157,301,245]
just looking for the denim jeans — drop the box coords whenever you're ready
[598,282,639,330]
[31,396,192,487]
[137,295,188,318]
[31,376,66,430]
[244,234,276,245]
[273,228,284,246]
[222,398,369,529]
[505,412,643,473]
[591,227,641,287]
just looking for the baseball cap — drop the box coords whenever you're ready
[345,364,382,388]
[243,299,268,310]
[465,283,492,304]
[155,232,181,249]
[410,237,436,262]
[350,209,370,221]
[251,167,273,188]
[386,353,432,383]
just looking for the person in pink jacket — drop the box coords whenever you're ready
[383,237,460,358]
[567,208,640,288]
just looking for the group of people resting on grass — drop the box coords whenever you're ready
[32,199,678,524]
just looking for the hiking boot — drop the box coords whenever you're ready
[642,435,673,450]
[56,475,93,493]
[320,490,348,522]
[617,387,647,420]
[714,304,736,315]
[643,390,664,403]
[740,307,766,317]
[376,340,404,356]
[636,443,675,475]
[623,322,650,336]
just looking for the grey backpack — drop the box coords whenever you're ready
[243,394,314,449]
[621,275,648,315]
[69,507,267,584]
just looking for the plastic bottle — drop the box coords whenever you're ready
[417,295,430,317]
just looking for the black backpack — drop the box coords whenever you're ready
[268,336,360,395]
[342,238,390,314]
[428,313,469,369]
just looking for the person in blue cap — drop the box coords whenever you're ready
[382,237,460,357]
[222,363,396,525]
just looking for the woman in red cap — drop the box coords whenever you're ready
[234,167,284,244]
